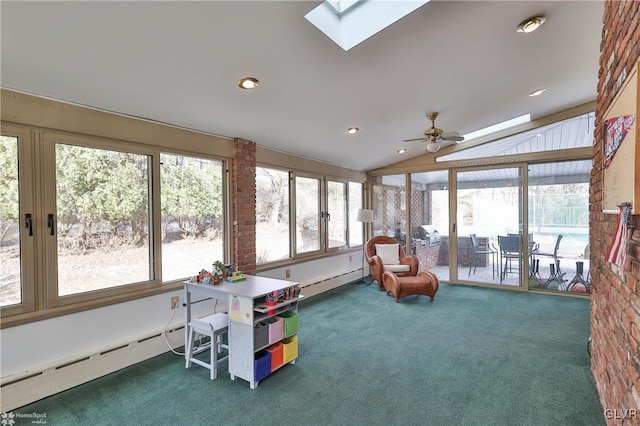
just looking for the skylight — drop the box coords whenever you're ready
[462,114,532,142]
[305,0,431,51]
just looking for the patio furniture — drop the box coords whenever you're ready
[468,234,498,279]
[365,236,419,291]
[498,235,521,282]
[534,234,563,274]
[382,270,439,303]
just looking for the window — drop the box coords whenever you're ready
[1,127,36,316]
[256,167,290,264]
[1,126,229,321]
[255,167,364,265]
[295,176,321,254]
[54,143,152,296]
[327,180,347,248]
[348,181,363,247]
[0,136,22,307]
[160,153,224,282]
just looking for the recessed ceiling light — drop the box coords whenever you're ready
[516,15,546,33]
[397,148,407,154]
[346,127,359,134]
[237,77,259,90]
[529,88,547,97]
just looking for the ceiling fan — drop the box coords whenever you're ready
[403,112,464,152]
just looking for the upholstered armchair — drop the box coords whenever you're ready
[364,236,419,290]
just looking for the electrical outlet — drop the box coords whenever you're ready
[170,296,179,309]
[285,269,291,278]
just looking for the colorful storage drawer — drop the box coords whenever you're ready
[254,321,269,349]
[266,342,284,371]
[278,311,299,338]
[254,350,272,381]
[282,336,298,364]
[265,316,284,344]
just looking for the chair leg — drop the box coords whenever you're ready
[468,252,475,276]
[210,335,217,380]
[185,326,194,369]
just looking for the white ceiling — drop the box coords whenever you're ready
[0,1,603,171]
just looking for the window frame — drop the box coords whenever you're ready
[255,166,365,268]
[0,125,37,317]
[255,165,292,265]
[1,126,230,325]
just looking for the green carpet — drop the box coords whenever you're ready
[14,283,604,425]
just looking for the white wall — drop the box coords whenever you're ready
[0,252,362,378]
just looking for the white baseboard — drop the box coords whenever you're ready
[0,269,359,412]
[299,268,361,298]
[0,326,184,413]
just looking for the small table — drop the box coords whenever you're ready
[184,275,299,388]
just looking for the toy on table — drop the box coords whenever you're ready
[225,271,247,282]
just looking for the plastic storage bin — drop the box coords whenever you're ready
[278,311,299,338]
[254,321,269,349]
[282,336,298,364]
[254,350,272,381]
[266,342,284,371]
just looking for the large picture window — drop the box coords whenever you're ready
[256,167,290,264]
[55,144,152,296]
[1,125,229,321]
[160,153,224,282]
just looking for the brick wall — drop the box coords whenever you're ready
[591,1,640,423]
[232,138,256,275]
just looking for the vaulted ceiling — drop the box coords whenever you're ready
[0,1,603,171]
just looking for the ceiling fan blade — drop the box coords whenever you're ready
[403,138,426,142]
[441,131,464,142]
[440,139,457,148]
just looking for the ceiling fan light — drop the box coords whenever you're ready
[516,15,546,33]
[426,142,440,152]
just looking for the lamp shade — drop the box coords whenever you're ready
[357,209,373,223]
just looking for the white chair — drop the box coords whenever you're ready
[185,312,229,380]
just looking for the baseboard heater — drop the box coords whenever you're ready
[0,267,361,412]
[0,325,185,413]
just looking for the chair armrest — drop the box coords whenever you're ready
[400,254,419,276]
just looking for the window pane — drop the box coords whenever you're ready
[0,136,21,306]
[457,167,523,287]
[296,177,320,253]
[160,154,224,282]
[528,160,591,293]
[371,174,406,246]
[56,144,151,295]
[349,181,363,246]
[409,171,449,281]
[327,181,347,248]
[256,167,290,264]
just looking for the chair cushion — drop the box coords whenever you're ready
[383,264,411,273]
[375,243,400,265]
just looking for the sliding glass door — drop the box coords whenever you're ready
[455,166,525,287]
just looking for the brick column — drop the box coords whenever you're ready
[232,138,256,275]
[590,1,640,422]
